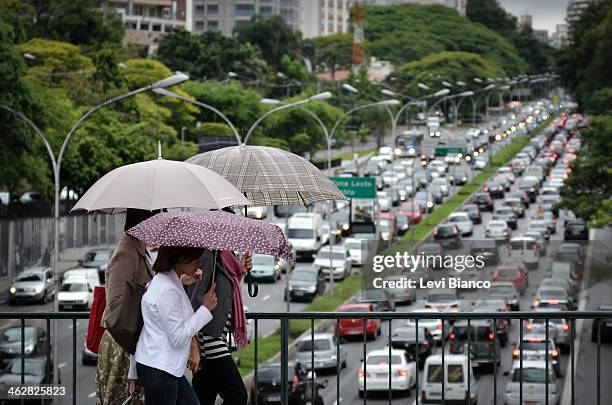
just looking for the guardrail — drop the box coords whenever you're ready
[1,310,609,405]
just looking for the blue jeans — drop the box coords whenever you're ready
[136,363,200,405]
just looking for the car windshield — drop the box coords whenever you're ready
[394,328,425,341]
[288,229,314,239]
[344,241,361,250]
[16,273,42,282]
[436,226,456,237]
[490,286,515,295]
[366,355,402,365]
[257,366,293,382]
[317,251,346,261]
[512,368,550,383]
[521,341,549,351]
[428,293,456,302]
[449,216,467,223]
[83,251,110,262]
[8,360,44,376]
[298,339,331,352]
[292,271,317,282]
[489,222,506,228]
[538,289,566,298]
[60,283,88,292]
[252,255,275,267]
[497,269,518,277]
[0,327,35,343]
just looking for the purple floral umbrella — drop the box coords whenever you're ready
[127,211,295,263]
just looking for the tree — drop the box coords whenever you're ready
[312,33,353,81]
[466,0,517,36]
[233,16,302,70]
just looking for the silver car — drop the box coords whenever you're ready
[8,266,55,305]
[296,333,347,372]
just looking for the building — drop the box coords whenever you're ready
[519,14,533,28]
[533,29,549,44]
[111,0,191,52]
[359,0,466,16]
[190,0,349,38]
[550,23,568,48]
[566,0,594,40]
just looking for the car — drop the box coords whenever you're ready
[528,309,571,353]
[78,247,114,283]
[362,288,397,312]
[365,159,384,176]
[339,161,360,177]
[485,220,511,242]
[469,239,499,266]
[564,219,589,240]
[0,357,56,387]
[376,191,392,212]
[591,305,612,343]
[424,289,460,312]
[427,160,447,176]
[489,281,520,310]
[0,326,49,365]
[358,349,417,397]
[460,203,482,224]
[512,334,562,376]
[8,266,55,305]
[398,201,423,224]
[406,309,449,345]
[471,300,510,344]
[336,303,381,340]
[313,246,351,281]
[246,206,267,220]
[296,333,347,372]
[447,212,473,236]
[527,220,550,240]
[416,243,444,269]
[322,218,342,244]
[82,337,98,366]
[249,362,305,405]
[533,285,574,309]
[493,265,527,294]
[414,191,435,213]
[249,254,282,282]
[414,171,432,189]
[286,268,325,302]
[524,230,547,255]
[508,190,530,208]
[550,262,579,292]
[505,359,559,405]
[431,178,449,196]
[508,237,540,269]
[382,170,401,188]
[540,277,575,299]
[448,319,501,368]
[517,179,538,202]
[536,210,557,234]
[472,192,494,212]
[391,326,433,368]
[555,243,585,271]
[428,184,443,204]
[396,214,410,235]
[343,238,364,266]
[433,224,462,250]
[381,275,416,305]
[539,195,560,217]
[493,206,517,230]
[421,354,478,405]
[450,168,469,186]
[502,197,525,218]
[483,180,505,198]
[473,156,488,170]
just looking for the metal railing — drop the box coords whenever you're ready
[0,310,610,405]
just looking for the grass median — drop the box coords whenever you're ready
[236,116,553,376]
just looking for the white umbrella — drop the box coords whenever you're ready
[71,159,250,213]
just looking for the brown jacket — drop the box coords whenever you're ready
[102,234,153,328]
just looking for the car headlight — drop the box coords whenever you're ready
[34,286,43,294]
[330,354,337,360]
[394,148,402,156]
[426,202,434,208]
[408,148,415,155]
[9,287,16,294]
[462,177,467,182]
[342,223,349,230]
[256,213,263,219]
[308,286,316,293]
[24,344,34,355]
[275,264,281,271]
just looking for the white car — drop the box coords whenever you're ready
[428,160,447,176]
[447,212,473,236]
[508,237,540,269]
[485,220,511,241]
[358,349,417,397]
[406,308,448,343]
[422,354,478,405]
[58,279,93,311]
[313,246,351,281]
[505,360,558,405]
[246,206,267,219]
[378,146,395,163]
[473,156,488,170]
[527,220,550,240]
[344,238,364,266]
[431,178,449,196]
[425,289,460,312]
[377,191,391,212]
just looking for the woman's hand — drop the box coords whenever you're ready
[181,269,203,286]
[240,252,253,276]
[202,282,218,310]
[128,379,141,397]
[187,337,200,372]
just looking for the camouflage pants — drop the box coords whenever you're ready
[96,331,144,405]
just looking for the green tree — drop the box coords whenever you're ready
[312,33,353,81]
[233,16,302,70]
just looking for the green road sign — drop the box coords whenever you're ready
[435,147,467,156]
[330,176,376,199]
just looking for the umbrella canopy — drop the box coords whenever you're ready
[186,145,346,206]
[71,159,250,214]
[127,211,295,263]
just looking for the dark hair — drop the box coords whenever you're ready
[153,246,205,274]
[124,209,161,232]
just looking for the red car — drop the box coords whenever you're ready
[493,265,527,294]
[398,201,422,224]
[336,303,381,340]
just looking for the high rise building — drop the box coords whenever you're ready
[566,0,594,40]
[551,23,568,48]
[519,14,533,29]
[110,0,191,52]
[533,29,549,44]
[358,0,466,16]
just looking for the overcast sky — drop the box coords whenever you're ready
[498,0,568,33]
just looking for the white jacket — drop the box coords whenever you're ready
[129,270,212,378]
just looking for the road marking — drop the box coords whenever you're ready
[88,392,95,398]
[262,295,270,301]
[58,363,66,369]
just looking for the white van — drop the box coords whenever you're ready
[287,213,324,259]
[422,354,478,404]
[63,268,101,287]
[508,237,540,269]
[59,268,101,311]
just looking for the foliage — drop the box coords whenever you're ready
[190,123,235,139]
[312,33,353,81]
[361,3,527,75]
[233,16,303,70]
[156,29,270,82]
[559,116,612,226]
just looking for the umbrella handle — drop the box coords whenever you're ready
[245,272,258,297]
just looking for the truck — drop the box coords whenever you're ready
[394,129,424,158]
[287,213,324,259]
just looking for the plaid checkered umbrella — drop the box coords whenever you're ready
[186,145,346,206]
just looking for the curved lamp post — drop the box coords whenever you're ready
[453,91,474,127]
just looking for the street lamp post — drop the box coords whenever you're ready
[453,91,474,127]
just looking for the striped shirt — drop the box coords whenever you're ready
[198,312,232,359]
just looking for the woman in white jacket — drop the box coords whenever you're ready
[128,246,217,405]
